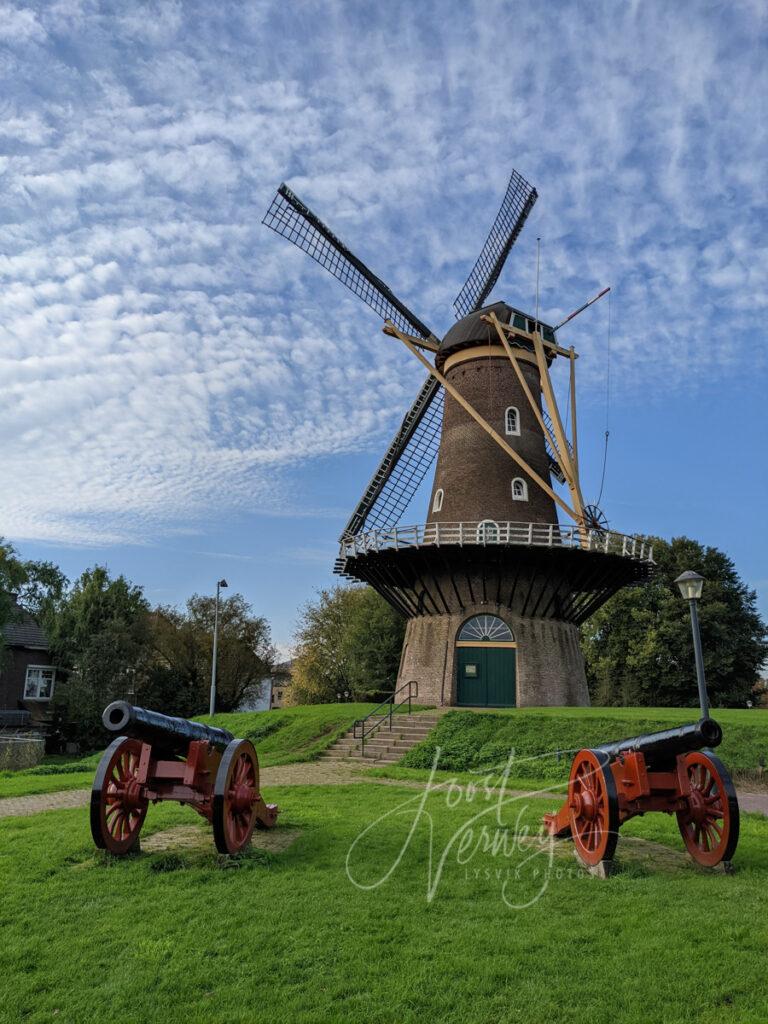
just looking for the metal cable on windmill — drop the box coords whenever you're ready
[595,288,611,507]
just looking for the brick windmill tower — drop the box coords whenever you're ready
[263,171,653,708]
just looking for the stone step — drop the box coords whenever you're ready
[318,711,440,765]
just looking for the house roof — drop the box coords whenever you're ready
[2,601,49,651]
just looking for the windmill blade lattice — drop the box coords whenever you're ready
[263,184,434,340]
[453,169,538,318]
[341,375,444,538]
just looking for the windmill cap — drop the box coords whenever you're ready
[436,301,556,370]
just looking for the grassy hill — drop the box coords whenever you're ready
[0,703,385,799]
[396,706,768,787]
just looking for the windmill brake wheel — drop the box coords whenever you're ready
[676,751,740,867]
[90,737,148,855]
[567,749,619,867]
[212,739,261,855]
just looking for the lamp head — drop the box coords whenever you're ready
[674,570,704,602]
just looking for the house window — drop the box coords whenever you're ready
[476,520,500,543]
[512,478,528,501]
[24,666,56,701]
[432,488,444,513]
[505,406,520,436]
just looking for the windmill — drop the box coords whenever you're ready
[262,170,653,708]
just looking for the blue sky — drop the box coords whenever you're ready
[1,0,766,654]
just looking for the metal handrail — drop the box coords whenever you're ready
[340,521,654,564]
[353,680,418,758]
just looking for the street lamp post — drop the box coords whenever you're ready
[209,578,229,717]
[674,570,709,719]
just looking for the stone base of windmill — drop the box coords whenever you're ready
[398,607,589,708]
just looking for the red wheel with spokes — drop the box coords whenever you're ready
[213,739,260,855]
[90,737,148,855]
[677,751,739,867]
[568,749,619,867]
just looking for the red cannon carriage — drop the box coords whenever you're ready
[543,717,739,870]
[90,701,278,856]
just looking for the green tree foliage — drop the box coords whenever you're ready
[148,593,275,715]
[0,538,68,651]
[291,586,405,704]
[581,536,768,708]
[46,567,151,747]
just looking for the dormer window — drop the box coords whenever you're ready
[432,488,444,513]
[512,478,528,501]
[505,406,520,436]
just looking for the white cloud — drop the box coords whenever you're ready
[0,4,45,43]
[0,0,766,545]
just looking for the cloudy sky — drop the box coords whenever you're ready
[1,0,766,649]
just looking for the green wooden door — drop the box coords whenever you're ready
[456,648,486,706]
[485,647,516,707]
[456,647,516,707]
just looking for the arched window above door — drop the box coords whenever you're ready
[458,615,514,643]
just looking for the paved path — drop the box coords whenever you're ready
[3,765,768,820]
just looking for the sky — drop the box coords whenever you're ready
[1,0,766,654]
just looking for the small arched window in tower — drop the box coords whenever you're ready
[505,406,520,436]
[476,519,499,543]
[432,488,444,513]
[512,478,528,502]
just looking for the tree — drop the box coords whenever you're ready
[46,566,151,747]
[581,536,768,708]
[0,538,68,647]
[290,586,405,704]
[148,593,275,715]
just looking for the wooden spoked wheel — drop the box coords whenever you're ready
[212,739,260,855]
[567,749,619,866]
[676,751,740,867]
[90,737,148,855]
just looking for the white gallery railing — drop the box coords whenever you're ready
[339,521,654,563]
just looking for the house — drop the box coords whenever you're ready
[269,660,293,709]
[0,598,57,730]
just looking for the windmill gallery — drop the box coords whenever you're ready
[262,170,654,709]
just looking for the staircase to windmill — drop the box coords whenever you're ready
[319,711,441,766]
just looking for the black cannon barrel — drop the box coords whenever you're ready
[597,717,722,769]
[102,701,235,754]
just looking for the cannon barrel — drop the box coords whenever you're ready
[597,717,722,769]
[102,701,235,754]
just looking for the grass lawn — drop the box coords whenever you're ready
[0,704,395,800]
[395,707,768,790]
[0,780,767,1023]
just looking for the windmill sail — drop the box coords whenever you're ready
[263,184,435,340]
[341,375,444,538]
[452,169,538,318]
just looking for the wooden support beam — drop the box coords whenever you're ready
[487,311,573,489]
[384,320,580,523]
[569,346,579,480]
[382,323,440,353]
[480,314,577,359]
[529,326,588,533]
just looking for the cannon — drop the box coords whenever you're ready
[543,716,739,870]
[90,701,278,856]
